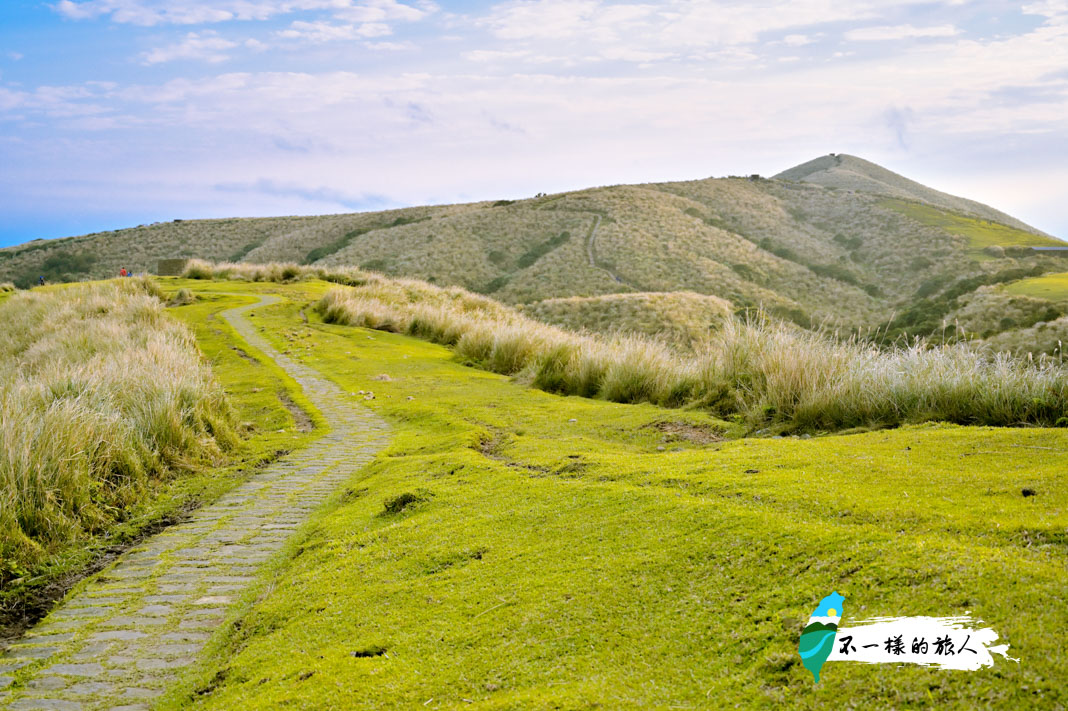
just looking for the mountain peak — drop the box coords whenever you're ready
[774,153,1047,236]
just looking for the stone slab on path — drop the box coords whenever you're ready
[1,294,390,710]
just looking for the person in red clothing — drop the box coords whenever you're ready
[119,268,128,277]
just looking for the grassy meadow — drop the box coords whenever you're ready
[315,272,1068,432]
[0,280,322,633]
[175,260,1068,432]
[148,278,1065,709]
[1003,271,1068,301]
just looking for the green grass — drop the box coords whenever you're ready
[883,199,1064,256]
[158,280,1065,709]
[0,280,322,631]
[1002,271,1068,301]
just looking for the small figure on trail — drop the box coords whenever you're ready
[119,267,128,277]
[38,275,45,286]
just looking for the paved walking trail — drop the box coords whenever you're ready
[0,295,390,710]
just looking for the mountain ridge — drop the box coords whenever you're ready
[2,155,1063,341]
[774,153,1051,236]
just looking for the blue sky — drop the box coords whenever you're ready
[1,0,1066,247]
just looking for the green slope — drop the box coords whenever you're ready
[156,279,1065,710]
[1003,272,1068,301]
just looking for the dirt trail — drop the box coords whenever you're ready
[0,294,390,710]
[583,215,633,287]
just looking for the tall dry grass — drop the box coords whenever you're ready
[315,278,1068,431]
[181,259,375,287]
[177,260,1068,431]
[0,278,237,581]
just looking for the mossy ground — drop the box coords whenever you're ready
[150,279,1065,709]
[1003,271,1068,301]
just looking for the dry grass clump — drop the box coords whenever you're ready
[181,259,377,287]
[0,279,237,582]
[522,292,732,348]
[317,280,1068,431]
[0,282,14,293]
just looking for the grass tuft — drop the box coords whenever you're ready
[0,279,237,585]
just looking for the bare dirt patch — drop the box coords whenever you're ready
[645,420,724,444]
[278,391,314,432]
[231,345,258,364]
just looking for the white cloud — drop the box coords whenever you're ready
[141,31,238,64]
[782,34,816,47]
[1023,1,1068,20]
[277,20,391,42]
[53,0,431,27]
[845,24,960,41]
[478,0,942,50]
[8,52,25,61]
[463,49,531,63]
[366,41,415,50]
[333,0,435,23]
[599,47,675,62]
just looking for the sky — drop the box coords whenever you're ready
[0,0,1066,248]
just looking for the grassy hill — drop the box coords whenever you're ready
[1,274,1064,706]
[149,277,1062,709]
[773,153,1051,235]
[2,155,1064,340]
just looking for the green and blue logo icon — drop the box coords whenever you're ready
[797,590,844,683]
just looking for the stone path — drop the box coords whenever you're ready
[1,294,390,710]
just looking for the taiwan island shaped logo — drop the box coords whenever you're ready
[798,591,1017,683]
[798,591,844,682]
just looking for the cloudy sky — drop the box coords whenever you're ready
[0,0,1065,247]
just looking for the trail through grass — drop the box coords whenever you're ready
[159,279,1065,710]
[0,281,321,636]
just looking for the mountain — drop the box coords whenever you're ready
[774,153,1048,235]
[1,154,1064,339]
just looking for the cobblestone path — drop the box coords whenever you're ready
[1,295,390,710]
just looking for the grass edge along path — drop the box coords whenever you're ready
[0,284,319,641]
[163,279,1065,710]
[0,288,389,708]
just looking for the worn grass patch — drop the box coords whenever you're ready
[159,280,1065,710]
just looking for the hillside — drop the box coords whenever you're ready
[1,155,1063,336]
[521,292,733,347]
[773,153,1049,235]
